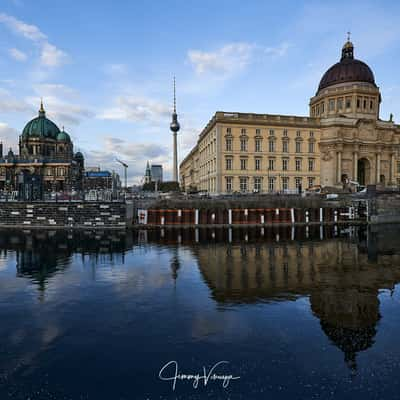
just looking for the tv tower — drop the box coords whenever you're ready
[170,77,180,183]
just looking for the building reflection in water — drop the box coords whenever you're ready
[0,229,133,297]
[143,225,400,371]
[1,225,400,371]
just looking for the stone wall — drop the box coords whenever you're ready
[369,194,400,224]
[0,201,132,228]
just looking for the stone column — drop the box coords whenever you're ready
[337,151,342,183]
[353,152,358,181]
[376,152,381,183]
[390,153,395,185]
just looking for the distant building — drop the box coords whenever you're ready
[151,164,163,183]
[144,161,163,184]
[84,170,121,191]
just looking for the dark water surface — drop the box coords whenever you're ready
[0,226,400,400]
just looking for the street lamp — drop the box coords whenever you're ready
[116,159,128,192]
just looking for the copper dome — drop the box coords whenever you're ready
[317,41,376,93]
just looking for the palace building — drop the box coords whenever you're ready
[180,39,400,194]
[0,102,84,198]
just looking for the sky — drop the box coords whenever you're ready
[0,0,400,184]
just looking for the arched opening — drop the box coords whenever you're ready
[380,174,385,185]
[357,158,370,186]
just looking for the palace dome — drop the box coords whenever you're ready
[21,102,60,140]
[317,41,376,93]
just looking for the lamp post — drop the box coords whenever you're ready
[116,159,128,196]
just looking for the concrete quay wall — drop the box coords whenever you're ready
[0,201,133,229]
[370,194,400,224]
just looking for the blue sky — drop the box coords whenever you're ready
[0,0,399,183]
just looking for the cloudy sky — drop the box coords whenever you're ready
[0,0,399,184]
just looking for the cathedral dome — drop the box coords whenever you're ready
[317,40,376,93]
[57,128,71,142]
[21,102,60,140]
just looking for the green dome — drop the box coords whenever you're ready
[21,102,60,140]
[57,129,71,142]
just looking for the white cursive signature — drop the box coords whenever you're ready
[158,360,240,391]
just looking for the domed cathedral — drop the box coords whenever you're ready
[310,38,400,187]
[0,101,85,197]
[180,37,400,194]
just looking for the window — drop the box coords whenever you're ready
[225,138,232,151]
[296,141,302,153]
[282,177,289,191]
[240,158,247,170]
[256,128,261,135]
[226,177,233,192]
[296,130,301,137]
[282,158,288,171]
[309,142,315,153]
[282,140,289,153]
[363,99,367,109]
[254,177,262,192]
[357,98,361,108]
[346,98,351,108]
[268,158,275,171]
[329,99,335,111]
[295,158,302,171]
[337,98,343,110]
[269,129,275,136]
[255,139,262,152]
[295,177,303,190]
[226,127,231,134]
[308,177,315,188]
[240,138,247,151]
[283,129,288,137]
[309,131,314,138]
[241,128,246,135]
[268,177,275,192]
[225,158,232,170]
[370,100,374,110]
[269,140,275,152]
[255,158,261,171]
[308,158,314,171]
[321,103,325,113]
[240,177,248,192]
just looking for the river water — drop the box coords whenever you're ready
[0,226,400,400]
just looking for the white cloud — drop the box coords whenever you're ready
[9,47,27,62]
[0,13,68,68]
[33,83,78,98]
[265,42,291,57]
[104,63,128,75]
[84,137,171,184]
[187,41,290,81]
[188,42,255,77]
[0,13,46,41]
[40,43,68,67]
[26,95,94,127]
[0,122,19,150]
[99,96,170,123]
[0,88,32,113]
